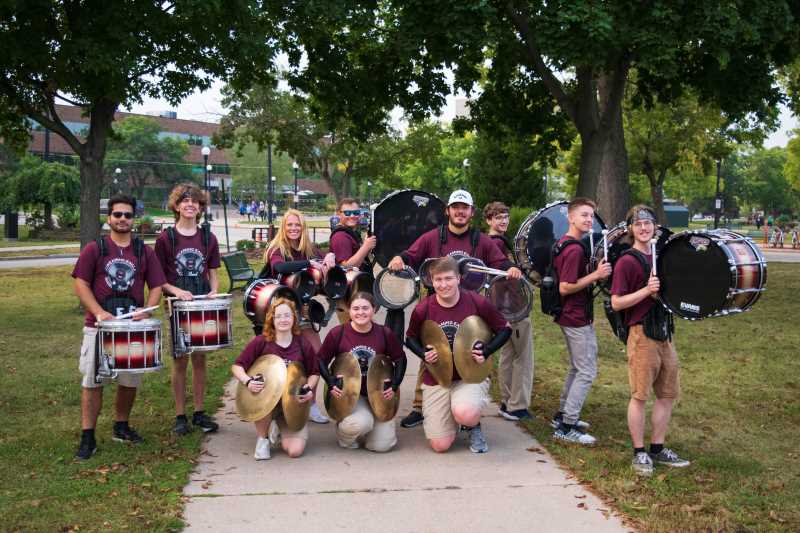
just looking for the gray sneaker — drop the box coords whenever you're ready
[650,448,690,468]
[553,427,596,446]
[550,415,590,431]
[632,451,654,476]
[469,425,489,453]
[309,403,329,424]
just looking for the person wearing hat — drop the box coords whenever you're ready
[388,189,522,429]
[610,205,689,476]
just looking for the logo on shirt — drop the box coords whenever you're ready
[105,258,136,292]
[352,345,376,375]
[176,247,205,277]
[440,320,460,349]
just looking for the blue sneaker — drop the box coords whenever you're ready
[469,425,489,453]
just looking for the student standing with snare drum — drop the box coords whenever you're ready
[72,194,166,460]
[155,183,221,436]
[610,205,689,476]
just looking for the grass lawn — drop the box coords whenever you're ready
[509,262,799,532]
[0,265,257,532]
[0,224,77,247]
[0,247,80,257]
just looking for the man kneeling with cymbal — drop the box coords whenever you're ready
[405,256,510,453]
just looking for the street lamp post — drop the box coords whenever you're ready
[114,167,121,195]
[367,180,372,206]
[201,146,211,223]
[220,175,231,252]
[292,161,299,209]
[714,158,722,229]
[268,176,277,238]
[543,169,548,204]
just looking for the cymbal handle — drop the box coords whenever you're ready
[298,384,311,395]
[334,376,344,390]
[383,380,392,391]
[253,373,264,383]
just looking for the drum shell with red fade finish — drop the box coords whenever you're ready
[243,279,302,327]
[172,296,233,352]
[98,318,163,375]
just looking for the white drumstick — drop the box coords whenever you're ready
[602,229,608,261]
[589,231,594,262]
[96,305,160,325]
[650,238,657,276]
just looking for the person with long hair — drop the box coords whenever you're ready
[317,292,407,452]
[262,208,335,424]
[231,298,319,460]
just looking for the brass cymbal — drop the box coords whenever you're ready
[323,352,361,421]
[421,320,453,387]
[235,354,287,422]
[453,315,492,383]
[367,354,399,422]
[281,361,311,432]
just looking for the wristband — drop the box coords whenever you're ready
[245,378,253,387]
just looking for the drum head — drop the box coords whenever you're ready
[372,190,446,267]
[486,276,533,323]
[373,267,419,310]
[514,201,606,284]
[659,232,730,319]
[458,256,488,292]
[594,223,673,294]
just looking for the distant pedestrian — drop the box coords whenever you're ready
[259,201,266,221]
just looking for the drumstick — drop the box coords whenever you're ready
[602,229,609,262]
[589,230,595,263]
[650,238,657,276]
[96,305,160,325]
[464,264,512,277]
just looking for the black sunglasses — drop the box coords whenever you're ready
[111,211,134,219]
[342,209,361,216]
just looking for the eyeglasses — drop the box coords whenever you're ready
[111,211,134,219]
[342,209,361,217]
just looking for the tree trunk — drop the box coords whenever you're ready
[577,130,604,199]
[78,99,117,248]
[43,201,54,229]
[650,179,667,224]
[594,108,630,225]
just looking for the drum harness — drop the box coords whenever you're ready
[96,235,145,316]
[603,249,674,344]
[167,223,212,296]
[437,224,480,258]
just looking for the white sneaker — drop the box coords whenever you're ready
[553,427,597,446]
[309,403,329,424]
[254,437,271,460]
[338,440,359,449]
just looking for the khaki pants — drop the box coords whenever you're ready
[498,316,534,412]
[421,380,489,439]
[336,397,397,452]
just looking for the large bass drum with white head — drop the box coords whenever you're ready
[371,189,446,267]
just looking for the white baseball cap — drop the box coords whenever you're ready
[447,189,474,207]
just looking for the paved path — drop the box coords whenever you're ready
[182,310,626,533]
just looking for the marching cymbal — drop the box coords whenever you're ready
[281,361,311,432]
[367,354,399,422]
[235,354,287,422]
[323,352,361,421]
[421,320,453,387]
[453,315,492,383]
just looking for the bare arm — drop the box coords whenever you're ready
[342,236,376,268]
[208,268,219,293]
[611,275,659,312]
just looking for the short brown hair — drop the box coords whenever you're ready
[337,197,359,212]
[262,297,301,341]
[348,291,376,309]
[483,201,509,221]
[429,256,459,277]
[567,197,596,213]
[167,183,208,222]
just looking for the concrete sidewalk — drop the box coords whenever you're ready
[182,318,627,532]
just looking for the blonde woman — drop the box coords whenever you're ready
[261,209,335,423]
[232,298,318,460]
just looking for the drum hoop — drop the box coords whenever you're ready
[173,299,231,311]
[98,319,162,331]
[487,275,534,323]
[373,267,419,310]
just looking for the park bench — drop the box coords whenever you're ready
[221,251,256,293]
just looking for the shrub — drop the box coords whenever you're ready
[236,239,256,251]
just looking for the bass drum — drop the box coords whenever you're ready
[514,201,606,285]
[658,230,767,320]
[590,222,673,294]
[371,189,446,267]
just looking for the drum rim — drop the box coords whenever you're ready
[373,266,419,310]
[486,275,534,323]
[173,299,232,310]
[99,318,162,329]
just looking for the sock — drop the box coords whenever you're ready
[113,420,129,430]
[634,447,646,456]
[650,443,664,455]
[553,411,563,421]
[82,429,95,441]
[193,410,205,418]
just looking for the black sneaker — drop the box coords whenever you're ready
[75,436,97,460]
[173,416,192,436]
[508,408,533,421]
[499,403,520,421]
[112,424,144,444]
[192,412,219,433]
[400,410,424,428]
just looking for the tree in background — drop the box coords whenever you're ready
[105,116,192,200]
[226,141,294,202]
[740,148,795,215]
[785,131,800,196]
[0,2,275,246]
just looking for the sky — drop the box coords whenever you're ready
[125,81,798,148]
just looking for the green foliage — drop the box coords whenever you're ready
[0,155,80,216]
[227,141,293,201]
[740,147,796,213]
[236,239,256,251]
[785,131,800,194]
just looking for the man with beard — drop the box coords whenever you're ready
[72,194,166,460]
[388,190,522,428]
[155,183,221,436]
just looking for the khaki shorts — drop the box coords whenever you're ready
[273,406,309,441]
[421,379,489,439]
[79,327,142,389]
[627,325,680,401]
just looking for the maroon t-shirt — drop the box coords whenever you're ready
[553,236,591,327]
[234,335,318,375]
[610,251,654,327]
[330,228,360,264]
[72,236,167,327]
[401,227,512,271]
[154,227,221,286]
[406,291,509,386]
[489,234,513,260]
[317,322,406,396]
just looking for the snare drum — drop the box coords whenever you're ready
[243,279,302,326]
[486,276,534,323]
[172,296,233,353]
[97,318,162,379]
[658,230,767,320]
[373,267,419,310]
